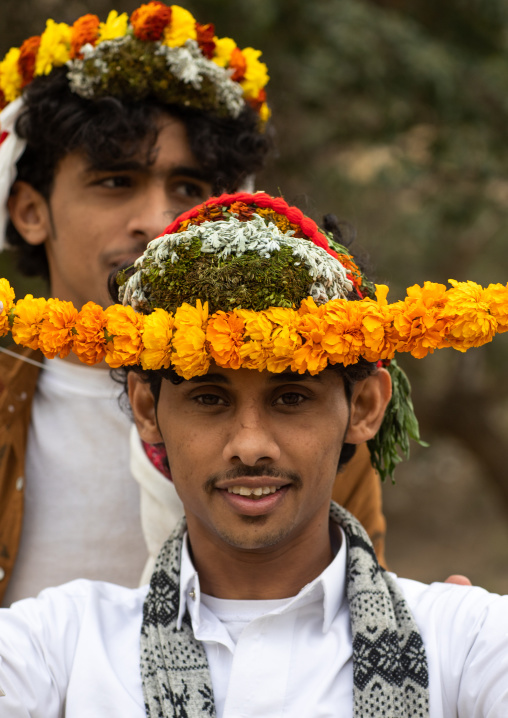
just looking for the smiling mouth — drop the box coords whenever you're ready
[226,485,282,499]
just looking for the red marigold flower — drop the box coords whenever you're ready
[70,14,100,59]
[0,89,7,111]
[229,46,247,82]
[18,36,41,87]
[131,2,172,42]
[196,22,215,58]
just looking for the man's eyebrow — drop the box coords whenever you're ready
[268,372,323,383]
[188,373,230,385]
[83,160,210,182]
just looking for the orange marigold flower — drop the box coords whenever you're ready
[206,310,245,369]
[141,307,174,370]
[0,278,15,336]
[236,308,273,370]
[264,307,302,368]
[104,305,144,368]
[320,300,364,367]
[73,301,107,365]
[291,311,329,374]
[196,22,215,58]
[484,282,508,333]
[70,14,100,59]
[38,298,78,359]
[11,295,48,349]
[392,282,451,358]
[131,2,172,42]
[445,279,498,351]
[229,46,247,82]
[18,36,41,87]
[228,201,254,221]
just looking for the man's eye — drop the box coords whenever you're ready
[173,181,208,200]
[194,393,227,406]
[99,176,132,189]
[274,392,306,407]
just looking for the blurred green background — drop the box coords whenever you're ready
[2,0,508,591]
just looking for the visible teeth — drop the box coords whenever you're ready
[227,485,280,497]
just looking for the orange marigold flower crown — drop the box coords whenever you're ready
[1,192,508,480]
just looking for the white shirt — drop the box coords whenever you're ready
[4,358,147,605]
[0,535,507,717]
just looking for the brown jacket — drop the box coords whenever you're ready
[0,346,386,604]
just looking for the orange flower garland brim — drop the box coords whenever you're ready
[1,279,508,376]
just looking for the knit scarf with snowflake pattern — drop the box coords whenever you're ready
[140,502,430,717]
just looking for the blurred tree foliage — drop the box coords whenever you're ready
[1,0,508,507]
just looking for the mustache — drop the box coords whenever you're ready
[204,464,302,493]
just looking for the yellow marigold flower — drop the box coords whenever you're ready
[446,279,497,351]
[104,304,144,368]
[174,299,209,330]
[259,102,271,124]
[11,295,47,349]
[206,310,245,370]
[484,282,508,332]
[239,340,268,371]
[240,47,269,100]
[98,10,129,43]
[171,325,209,379]
[212,36,236,67]
[73,302,107,365]
[237,308,273,345]
[38,298,78,359]
[392,282,451,358]
[0,48,22,103]
[0,278,16,336]
[35,19,72,76]
[141,308,174,370]
[163,5,197,47]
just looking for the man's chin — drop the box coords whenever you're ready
[213,519,293,553]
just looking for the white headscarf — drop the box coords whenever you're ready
[0,97,27,250]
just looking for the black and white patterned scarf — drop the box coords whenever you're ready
[140,502,430,717]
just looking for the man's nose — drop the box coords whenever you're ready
[222,407,281,466]
[127,186,174,243]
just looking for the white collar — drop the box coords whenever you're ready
[177,522,348,636]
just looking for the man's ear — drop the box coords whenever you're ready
[7,181,53,246]
[128,372,164,444]
[345,368,392,444]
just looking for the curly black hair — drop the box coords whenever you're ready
[6,68,273,281]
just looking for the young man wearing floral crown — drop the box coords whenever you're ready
[0,5,387,605]
[0,192,506,717]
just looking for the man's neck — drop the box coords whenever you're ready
[186,512,336,600]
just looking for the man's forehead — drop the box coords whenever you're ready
[185,369,327,386]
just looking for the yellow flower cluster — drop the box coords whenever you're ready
[0,4,270,122]
[1,278,507,376]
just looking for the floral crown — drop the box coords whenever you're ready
[0,3,269,122]
[1,192,507,480]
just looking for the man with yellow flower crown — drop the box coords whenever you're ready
[0,5,386,605]
[0,192,506,716]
